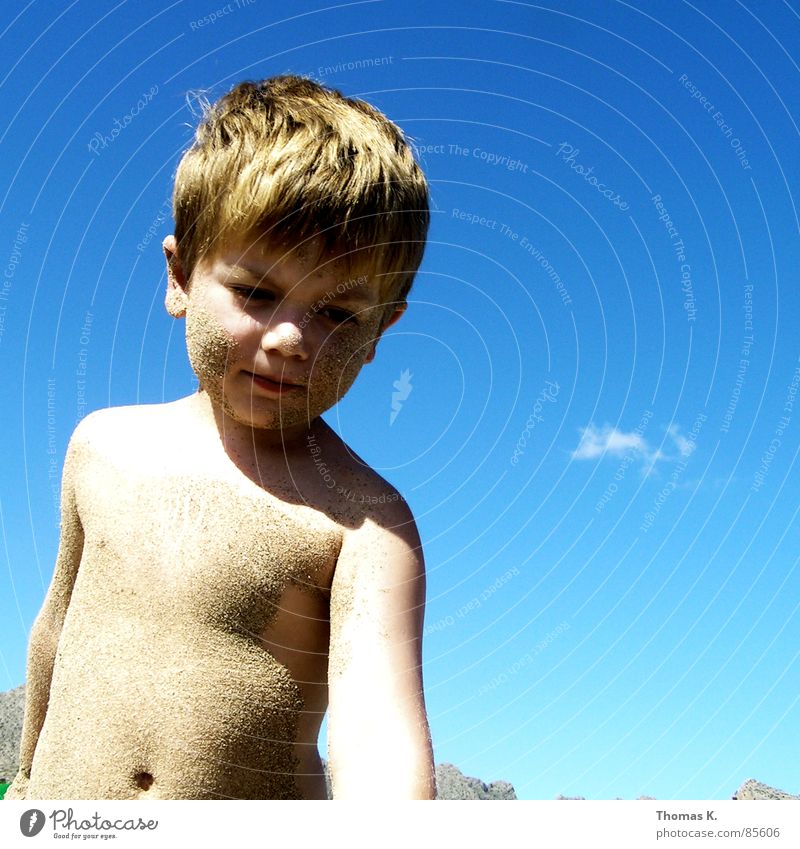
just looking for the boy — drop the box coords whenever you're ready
[7,75,434,800]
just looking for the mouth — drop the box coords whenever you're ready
[244,370,304,395]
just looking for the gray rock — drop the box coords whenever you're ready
[733,779,799,800]
[0,685,25,782]
[435,762,517,800]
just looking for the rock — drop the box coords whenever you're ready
[733,779,799,800]
[557,794,660,800]
[435,762,517,800]
[0,685,25,782]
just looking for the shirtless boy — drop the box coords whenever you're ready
[7,75,434,800]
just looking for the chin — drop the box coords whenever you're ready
[231,399,317,431]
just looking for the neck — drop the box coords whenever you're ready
[189,390,328,458]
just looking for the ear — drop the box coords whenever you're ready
[364,305,406,364]
[163,235,189,318]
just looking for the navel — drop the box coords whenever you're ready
[134,771,154,791]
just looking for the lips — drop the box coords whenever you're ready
[244,370,304,394]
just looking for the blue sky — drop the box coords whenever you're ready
[1,0,799,800]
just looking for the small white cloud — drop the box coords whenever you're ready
[572,421,697,467]
[667,424,694,457]
[572,424,656,462]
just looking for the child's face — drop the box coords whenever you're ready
[165,234,403,433]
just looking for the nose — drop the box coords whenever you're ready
[260,319,308,360]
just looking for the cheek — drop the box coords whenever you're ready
[308,320,381,402]
[185,305,242,384]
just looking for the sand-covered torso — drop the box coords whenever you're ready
[28,400,354,800]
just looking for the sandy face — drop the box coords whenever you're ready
[181,241,390,433]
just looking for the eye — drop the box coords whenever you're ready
[320,306,357,324]
[231,286,275,302]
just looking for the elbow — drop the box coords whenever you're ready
[26,610,62,667]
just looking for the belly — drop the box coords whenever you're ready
[30,624,317,799]
[28,472,338,799]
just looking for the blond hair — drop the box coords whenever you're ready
[172,75,429,303]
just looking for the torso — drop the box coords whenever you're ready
[29,397,383,800]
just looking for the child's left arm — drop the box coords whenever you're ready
[327,496,435,799]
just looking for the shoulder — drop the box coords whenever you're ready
[330,483,426,637]
[66,406,130,456]
[335,473,424,586]
[64,402,202,504]
[74,399,192,440]
[314,423,407,503]
[68,401,186,461]
[72,404,142,438]
[73,404,171,439]
[321,434,421,547]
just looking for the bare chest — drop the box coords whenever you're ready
[73,461,340,634]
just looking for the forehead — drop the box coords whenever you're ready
[215,233,379,302]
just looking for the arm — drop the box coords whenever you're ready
[327,498,435,799]
[5,425,87,799]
